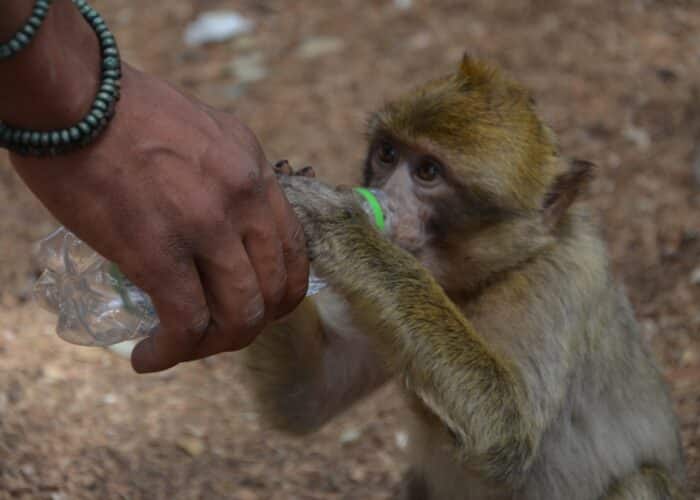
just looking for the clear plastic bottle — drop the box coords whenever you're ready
[33,188,393,347]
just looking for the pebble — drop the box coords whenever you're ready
[229,52,268,83]
[177,436,206,457]
[395,430,409,450]
[339,427,362,444]
[623,126,651,151]
[184,11,253,47]
[296,36,345,60]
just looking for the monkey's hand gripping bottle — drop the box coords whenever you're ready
[33,188,392,347]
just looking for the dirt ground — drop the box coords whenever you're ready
[1,0,699,498]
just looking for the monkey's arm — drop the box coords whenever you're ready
[280,176,543,482]
[243,294,390,435]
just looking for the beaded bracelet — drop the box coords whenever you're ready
[0,0,122,156]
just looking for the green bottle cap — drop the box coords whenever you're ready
[353,187,385,232]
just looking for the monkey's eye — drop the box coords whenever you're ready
[414,160,442,184]
[375,141,398,166]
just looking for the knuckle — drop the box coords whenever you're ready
[228,167,264,200]
[287,273,309,303]
[263,268,288,306]
[183,307,211,339]
[242,292,266,329]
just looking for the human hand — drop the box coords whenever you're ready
[11,64,309,372]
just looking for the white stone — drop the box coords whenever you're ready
[184,11,253,47]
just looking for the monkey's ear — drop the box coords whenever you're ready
[542,160,595,229]
[457,53,495,88]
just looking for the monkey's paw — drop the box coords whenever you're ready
[276,174,365,261]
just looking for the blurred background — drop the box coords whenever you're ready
[1,0,699,498]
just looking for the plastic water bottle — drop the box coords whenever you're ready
[33,187,393,347]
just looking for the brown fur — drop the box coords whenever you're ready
[243,57,685,499]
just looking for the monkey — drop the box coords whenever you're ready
[242,56,686,499]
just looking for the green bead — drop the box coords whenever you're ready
[0,46,11,58]
[36,0,51,9]
[16,33,29,45]
[50,131,61,146]
[103,57,120,70]
[103,69,120,79]
[1,128,12,143]
[77,121,91,135]
[40,132,50,147]
[28,16,42,28]
[21,131,32,144]
[92,109,105,121]
[12,130,22,143]
[69,127,81,141]
[100,83,115,96]
[23,25,36,37]
[30,132,41,146]
[103,47,119,57]
[85,115,98,127]
[93,99,108,112]
[101,36,116,47]
[86,10,99,21]
[34,8,48,18]
[9,40,21,53]
[95,24,108,35]
[60,130,71,144]
[96,91,112,102]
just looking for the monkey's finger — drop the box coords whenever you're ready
[130,258,211,373]
[273,159,293,176]
[298,166,316,178]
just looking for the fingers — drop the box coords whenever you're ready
[271,159,316,178]
[264,175,309,318]
[273,159,293,176]
[130,258,210,373]
[187,236,266,359]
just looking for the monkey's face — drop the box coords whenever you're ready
[362,131,553,289]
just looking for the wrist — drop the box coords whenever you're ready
[0,0,100,129]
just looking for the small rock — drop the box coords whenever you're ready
[101,393,118,405]
[623,126,650,151]
[296,36,345,60]
[349,466,367,482]
[681,348,698,366]
[20,464,36,479]
[42,364,66,381]
[395,430,409,450]
[177,436,206,457]
[339,427,362,444]
[184,11,253,47]
[690,267,700,285]
[229,52,268,83]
